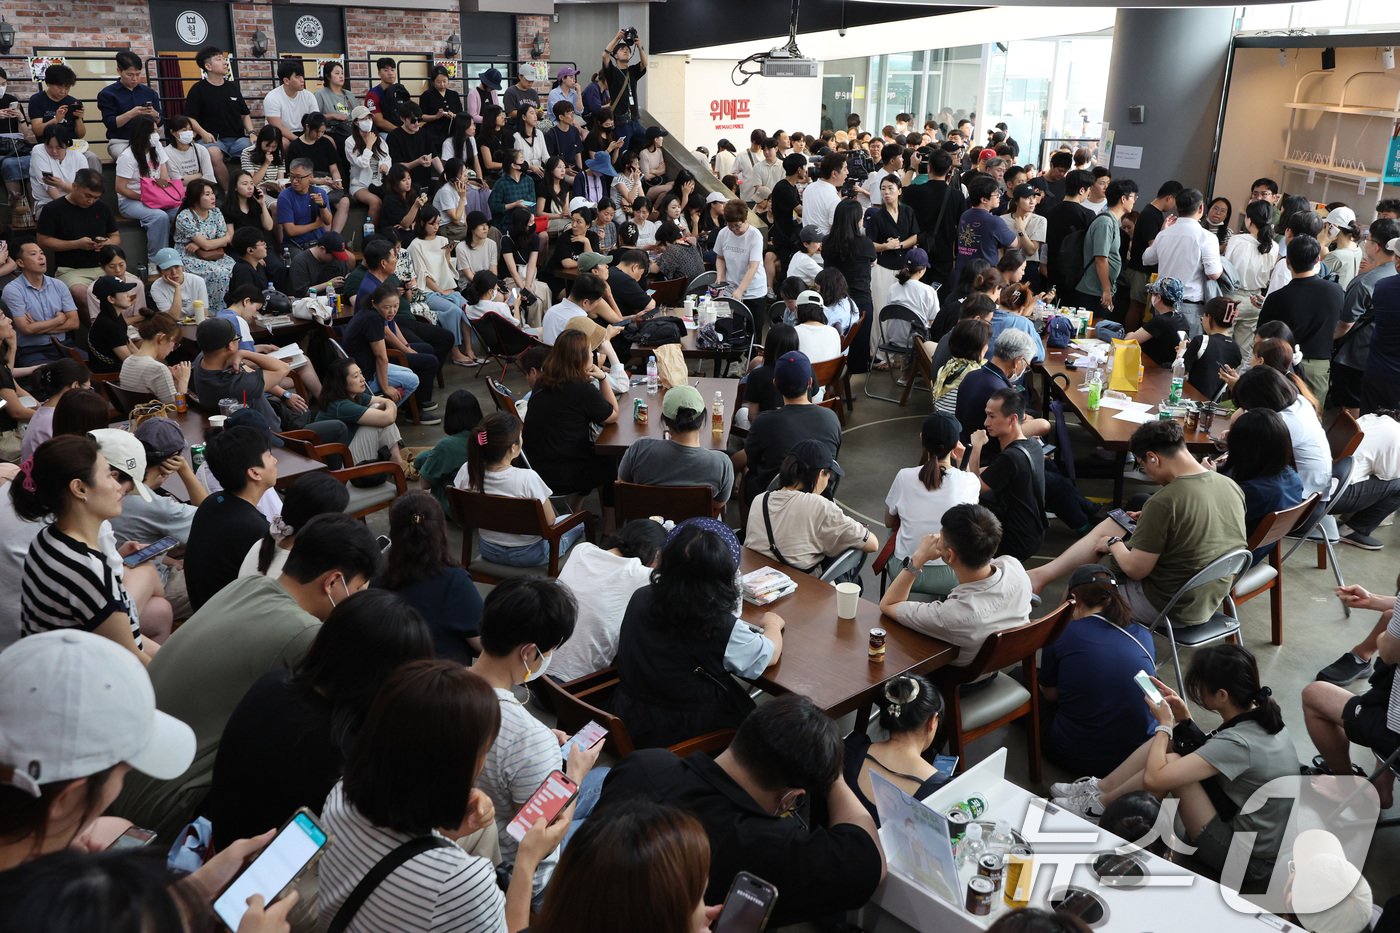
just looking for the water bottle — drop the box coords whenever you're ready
[1169,352,1186,405]
[281,244,291,268]
[1087,371,1102,411]
[711,390,724,436]
[646,355,658,395]
[957,822,986,868]
[363,219,376,244]
[987,820,1015,859]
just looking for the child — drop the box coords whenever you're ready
[631,196,658,250]
[1183,296,1242,402]
[787,225,825,283]
[454,411,586,566]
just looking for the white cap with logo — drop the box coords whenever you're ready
[88,428,154,502]
[0,631,194,797]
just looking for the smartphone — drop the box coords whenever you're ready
[506,769,578,842]
[1134,669,1164,706]
[1107,509,1137,536]
[108,825,156,850]
[375,534,392,553]
[561,720,608,762]
[712,871,779,933]
[932,754,959,777]
[212,808,328,931]
[122,535,180,567]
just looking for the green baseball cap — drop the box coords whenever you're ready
[661,384,705,420]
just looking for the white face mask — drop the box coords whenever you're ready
[176,130,194,145]
[0,85,8,97]
[522,646,553,682]
[149,132,162,147]
[357,119,373,132]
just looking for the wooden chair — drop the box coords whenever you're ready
[446,486,591,583]
[486,377,519,416]
[615,481,721,524]
[932,601,1074,783]
[1229,493,1322,646]
[668,729,736,756]
[1326,410,1364,460]
[533,669,636,758]
[839,311,867,413]
[901,338,935,407]
[649,276,687,309]
[276,432,407,517]
[871,515,901,596]
[811,356,847,425]
[101,382,157,414]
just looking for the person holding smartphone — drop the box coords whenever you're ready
[98,51,163,162]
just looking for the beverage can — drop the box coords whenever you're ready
[1003,847,1034,909]
[977,853,1004,892]
[190,443,206,474]
[965,876,994,915]
[1199,403,1216,433]
[867,627,886,660]
[174,392,187,414]
[1184,403,1200,432]
[633,398,648,423]
[945,808,971,837]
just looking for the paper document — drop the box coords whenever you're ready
[1097,395,1150,412]
[267,344,309,369]
[1113,408,1157,424]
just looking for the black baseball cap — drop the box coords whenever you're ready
[195,317,237,352]
[788,439,843,477]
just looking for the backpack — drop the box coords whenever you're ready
[1045,315,1078,348]
[632,315,686,347]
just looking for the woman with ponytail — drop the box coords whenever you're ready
[1182,296,1242,400]
[884,413,979,598]
[119,309,189,405]
[1223,199,1279,355]
[1051,643,1294,887]
[843,673,947,820]
[18,358,89,461]
[238,471,348,579]
[316,357,406,469]
[455,410,586,567]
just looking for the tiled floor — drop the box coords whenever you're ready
[394,360,1400,905]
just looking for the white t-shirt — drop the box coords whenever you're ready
[453,464,553,548]
[887,277,940,325]
[262,87,320,133]
[468,298,514,322]
[1222,233,1278,293]
[635,219,658,249]
[456,240,499,280]
[115,144,169,182]
[796,322,842,362]
[884,465,982,559]
[551,544,654,681]
[714,225,767,299]
[787,251,824,283]
[237,539,289,579]
[802,179,841,236]
[163,143,214,182]
[433,184,464,221]
[478,688,563,894]
[1353,414,1400,482]
[149,273,210,317]
[1276,396,1331,496]
[541,298,586,345]
[1083,197,1109,216]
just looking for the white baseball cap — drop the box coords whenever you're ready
[567,196,594,213]
[1289,829,1373,933]
[1324,205,1356,230]
[706,191,730,205]
[0,631,195,796]
[795,289,824,310]
[1387,236,1399,254]
[88,428,153,502]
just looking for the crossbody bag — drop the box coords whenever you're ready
[326,836,455,933]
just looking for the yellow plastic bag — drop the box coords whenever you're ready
[1108,339,1142,393]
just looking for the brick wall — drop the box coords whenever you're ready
[516,14,551,92]
[345,8,461,64]
[0,0,155,99]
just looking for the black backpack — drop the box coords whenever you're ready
[631,315,687,347]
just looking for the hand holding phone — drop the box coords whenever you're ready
[1133,669,1164,706]
[212,809,327,930]
[507,770,578,842]
[561,720,608,763]
[1107,508,1137,536]
[712,871,779,933]
[123,534,180,567]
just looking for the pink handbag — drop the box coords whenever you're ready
[140,176,186,211]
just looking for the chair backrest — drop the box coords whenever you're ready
[668,729,735,756]
[1246,492,1322,552]
[913,337,934,381]
[811,356,845,401]
[615,481,717,524]
[686,271,717,295]
[532,671,636,758]
[1048,399,1077,484]
[840,311,869,353]
[446,487,551,537]
[940,601,1075,688]
[875,304,928,350]
[1323,456,1355,516]
[102,382,157,414]
[1326,410,1363,461]
[818,547,864,583]
[475,312,538,357]
[1148,549,1253,628]
[485,377,517,414]
[649,276,687,308]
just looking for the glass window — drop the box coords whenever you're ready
[1353,0,1400,25]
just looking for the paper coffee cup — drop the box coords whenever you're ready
[207,415,227,429]
[835,582,861,620]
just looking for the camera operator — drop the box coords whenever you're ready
[802,152,847,236]
[603,28,648,152]
[905,143,966,311]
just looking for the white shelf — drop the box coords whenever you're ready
[1283,102,1400,119]
[1275,158,1382,183]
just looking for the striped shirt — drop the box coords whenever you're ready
[477,687,563,895]
[317,782,505,933]
[20,525,142,648]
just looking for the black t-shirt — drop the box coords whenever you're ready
[604,62,646,118]
[599,749,884,927]
[185,79,250,139]
[342,308,387,378]
[744,363,783,413]
[1045,200,1095,287]
[1184,332,1241,401]
[87,308,129,373]
[1258,276,1345,360]
[379,191,413,245]
[1141,309,1188,366]
[35,198,118,269]
[1035,176,1067,217]
[387,128,434,188]
[831,238,876,311]
[205,669,339,850]
[287,136,338,176]
[607,267,650,316]
[770,178,801,249]
[419,88,462,145]
[521,379,614,490]
[499,233,538,279]
[1128,203,1165,272]
[980,437,1047,561]
[27,92,82,133]
[0,93,24,136]
[866,206,920,270]
[229,257,269,294]
[0,365,16,432]
[744,404,843,501]
[184,492,270,611]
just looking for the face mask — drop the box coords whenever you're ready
[326,575,351,609]
[149,132,162,147]
[357,119,373,132]
[176,130,194,145]
[522,646,553,682]
[0,85,7,97]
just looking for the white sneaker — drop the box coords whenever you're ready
[1049,776,1101,799]
[1052,794,1104,821]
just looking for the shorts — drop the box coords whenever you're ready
[1118,576,1163,626]
[1343,694,1400,759]
[1124,267,1151,304]
[56,266,104,288]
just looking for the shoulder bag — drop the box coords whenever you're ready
[326,836,455,933]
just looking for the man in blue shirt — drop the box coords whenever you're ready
[98,50,162,161]
[954,175,1015,282]
[1,242,79,367]
[276,158,332,251]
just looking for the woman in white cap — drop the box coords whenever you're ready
[1320,205,1362,289]
[346,106,391,227]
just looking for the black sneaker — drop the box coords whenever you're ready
[420,401,439,412]
[415,414,442,426]
[1315,652,1373,685]
[1339,531,1384,550]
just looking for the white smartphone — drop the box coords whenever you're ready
[212,808,329,930]
[561,720,608,762]
[1133,669,1164,706]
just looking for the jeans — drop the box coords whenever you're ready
[368,363,419,398]
[1,155,28,183]
[1177,301,1204,340]
[1332,477,1400,535]
[561,766,610,848]
[117,196,174,267]
[478,518,586,566]
[425,291,470,348]
[211,137,253,159]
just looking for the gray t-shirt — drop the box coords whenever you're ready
[109,492,198,545]
[1191,719,1298,875]
[617,438,734,503]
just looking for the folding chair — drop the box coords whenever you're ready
[865,304,928,404]
[1282,458,1353,616]
[686,270,717,296]
[473,311,546,380]
[1145,549,1253,695]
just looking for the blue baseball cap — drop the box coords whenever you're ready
[773,350,813,398]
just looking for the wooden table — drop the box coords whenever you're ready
[1037,348,1219,504]
[110,410,327,500]
[178,315,317,348]
[627,325,744,377]
[594,377,738,455]
[739,549,958,728]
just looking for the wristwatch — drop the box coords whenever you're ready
[1105,535,1123,549]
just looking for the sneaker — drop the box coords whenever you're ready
[414,414,442,426]
[1049,776,1101,799]
[1339,530,1384,550]
[1316,652,1374,685]
[1052,794,1104,821]
[420,401,439,412]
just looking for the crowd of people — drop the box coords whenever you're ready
[0,35,1397,933]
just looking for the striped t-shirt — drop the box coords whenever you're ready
[20,525,142,649]
[317,782,506,933]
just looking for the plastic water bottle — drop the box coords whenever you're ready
[711,390,724,436]
[957,822,986,868]
[987,820,1015,859]
[363,219,376,243]
[646,355,658,395]
[1169,352,1186,405]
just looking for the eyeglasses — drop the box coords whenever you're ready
[290,173,312,181]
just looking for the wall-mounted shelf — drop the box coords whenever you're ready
[1283,102,1400,119]
[1278,68,1400,213]
[1275,158,1382,183]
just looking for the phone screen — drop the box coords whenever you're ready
[713,872,778,933]
[123,535,180,567]
[562,721,608,762]
[1134,670,1164,706]
[506,770,578,842]
[108,826,156,850]
[1107,509,1137,535]
[213,810,327,930]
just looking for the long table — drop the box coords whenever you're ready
[739,549,958,729]
[627,326,746,376]
[594,377,738,455]
[1037,348,1219,505]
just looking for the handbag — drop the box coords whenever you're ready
[1107,338,1142,393]
[129,401,177,431]
[139,176,186,211]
